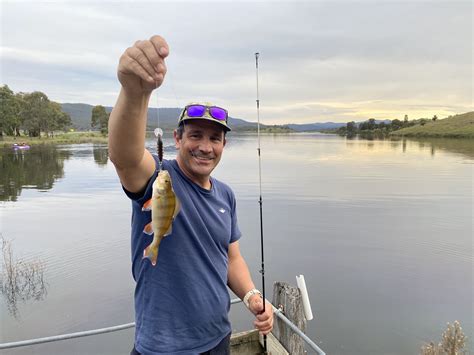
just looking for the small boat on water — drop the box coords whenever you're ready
[12,143,30,150]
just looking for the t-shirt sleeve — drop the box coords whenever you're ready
[230,190,242,243]
[122,155,160,204]
[122,174,154,201]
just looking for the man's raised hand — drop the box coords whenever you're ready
[117,35,169,95]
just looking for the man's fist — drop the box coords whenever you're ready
[117,35,169,95]
[248,295,274,335]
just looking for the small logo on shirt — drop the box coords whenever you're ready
[219,208,226,214]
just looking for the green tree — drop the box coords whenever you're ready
[403,114,410,128]
[47,102,71,137]
[346,121,356,132]
[0,85,23,137]
[91,105,109,135]
[344,121,356,137]
[1,88,71,138]
[359,121,368,130]
[368,118,376,130]
[391,119,403,130]
[337,126,347,136]
[20,92,51,138]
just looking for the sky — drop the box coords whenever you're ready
[0,0,472,124]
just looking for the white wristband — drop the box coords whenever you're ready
[243,289,262,308]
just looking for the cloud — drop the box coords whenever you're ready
[0,1,471,123]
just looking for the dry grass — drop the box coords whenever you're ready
[421,321,468,355]
[1,131,108,147]
[1,236,47,318]
[392,112,474,138]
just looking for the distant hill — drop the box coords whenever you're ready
[61,103,260,132]
[62,102,428,134]
[391,112,474,138]
[61,103,180,131]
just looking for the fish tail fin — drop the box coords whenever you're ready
[143,242,159,266]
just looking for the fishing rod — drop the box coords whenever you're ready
[255,52,267,354]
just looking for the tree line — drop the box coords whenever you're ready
[0,85,72,138]
[337,114,439,138]
[0,85,110,138]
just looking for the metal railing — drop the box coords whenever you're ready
[0,298,325,354]
[272,305,326,354]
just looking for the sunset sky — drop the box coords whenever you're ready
[1,1,471,124]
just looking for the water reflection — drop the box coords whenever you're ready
[1,237,48,318]
[0,135,471,354]
[404,137,474,158]
[93,144,109,166]
[0,145,72,201]
[348,137,474,159]
[412,137,474,159]
[0,137,472,203]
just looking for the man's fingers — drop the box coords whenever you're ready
[254,317,273,334]
[150,35,169,58]
[126,47,161,81]
[120,53,156,84]
[256,312,269,321]
[254,316,273,327]
[253,301,272,317]
[253,301,274,335]
[117,36,169,93]
[135,40,167,77]
[254,321,272,330]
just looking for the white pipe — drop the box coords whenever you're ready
[296,275,314,321]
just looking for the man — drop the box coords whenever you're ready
[108,35,273,354]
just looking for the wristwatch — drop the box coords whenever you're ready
[243,289,262,308]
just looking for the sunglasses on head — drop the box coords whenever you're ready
[180,104,228,123]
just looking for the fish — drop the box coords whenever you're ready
[141,169,180,266]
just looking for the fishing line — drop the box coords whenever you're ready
[154,80,163,171]
[154,66,182,169]
[255,52,267,355]
[166,69,183,109]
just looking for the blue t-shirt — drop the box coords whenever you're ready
[124,158,241,354]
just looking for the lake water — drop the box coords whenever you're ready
[1,134,472,355]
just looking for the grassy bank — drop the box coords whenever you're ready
[1,132,108,147]
[390,112,474,138]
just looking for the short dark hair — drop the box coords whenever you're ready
[175,121,227,139]
[176,123,185,139]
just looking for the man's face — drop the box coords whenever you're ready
[174,120,226,184]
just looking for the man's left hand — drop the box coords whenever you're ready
[248,295,274,335]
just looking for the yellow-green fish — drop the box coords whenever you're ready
[142,170,180,266]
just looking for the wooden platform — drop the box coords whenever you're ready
[230,330,289,355]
